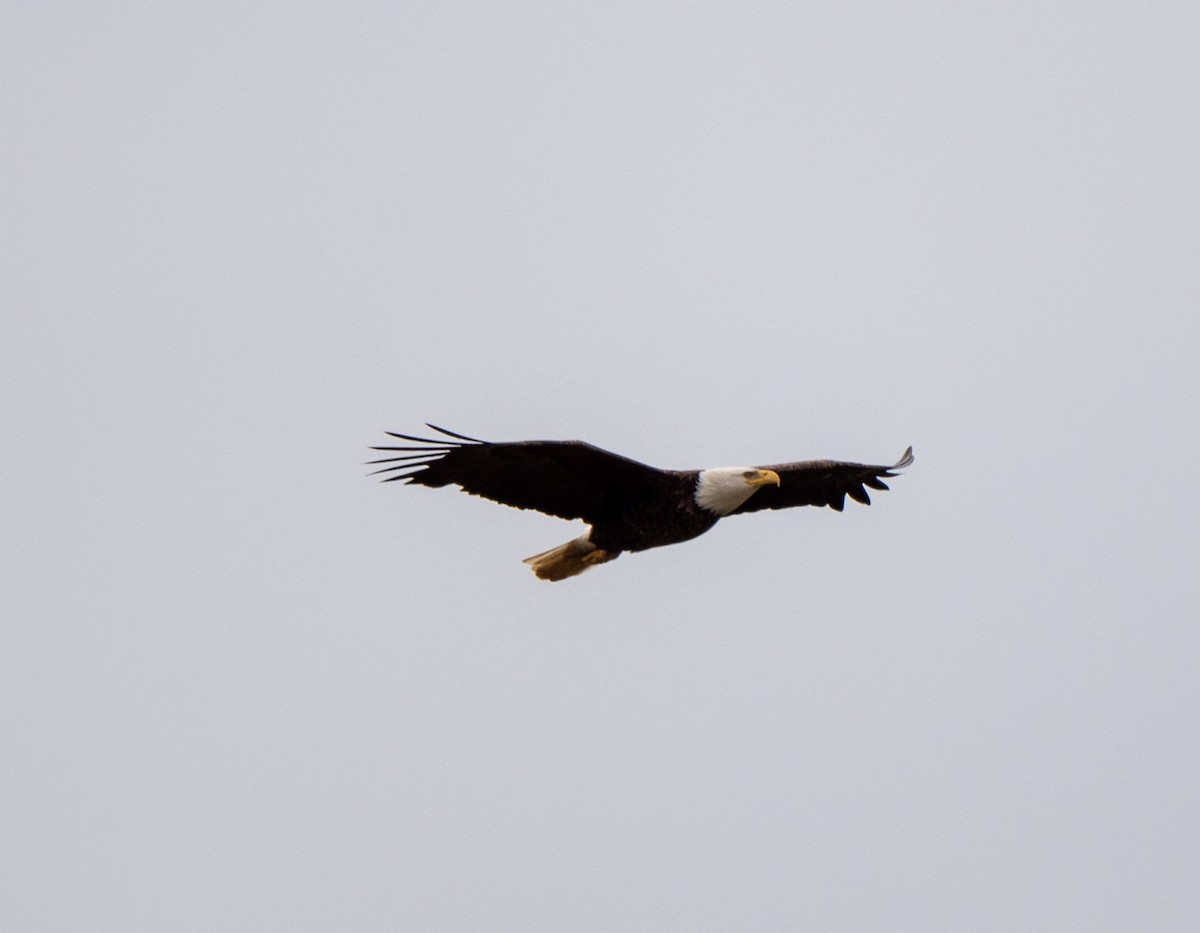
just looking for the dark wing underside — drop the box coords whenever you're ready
[732,446,914,514]
[368,424,670,524]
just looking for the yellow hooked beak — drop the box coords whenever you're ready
[747,469,781,488]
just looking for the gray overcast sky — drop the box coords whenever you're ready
[4,1,1199,930]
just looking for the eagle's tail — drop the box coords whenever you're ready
[522,534,619,581]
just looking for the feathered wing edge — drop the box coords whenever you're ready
[824,444,913,508]
[844,445,914,505]
[732,445,915,514]
[366,423,488,483]
[368,426,674,524]
[369,424,626,579]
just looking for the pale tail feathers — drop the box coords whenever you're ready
[522,534,619,581]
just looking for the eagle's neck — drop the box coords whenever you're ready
[694,468,758,516]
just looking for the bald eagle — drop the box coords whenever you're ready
[370,425,913,581]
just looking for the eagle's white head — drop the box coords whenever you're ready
[694,467,781,516]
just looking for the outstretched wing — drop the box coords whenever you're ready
[368,424,669,523]
[731,446,914,514]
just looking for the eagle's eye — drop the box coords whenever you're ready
[742,470,757,479]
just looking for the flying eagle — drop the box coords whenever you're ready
[370,425,913,581]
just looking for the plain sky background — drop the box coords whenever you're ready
[4,2,1198,930]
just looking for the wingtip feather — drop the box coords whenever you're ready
[425,423,487,444]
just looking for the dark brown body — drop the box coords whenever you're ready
[585,470,717,553]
